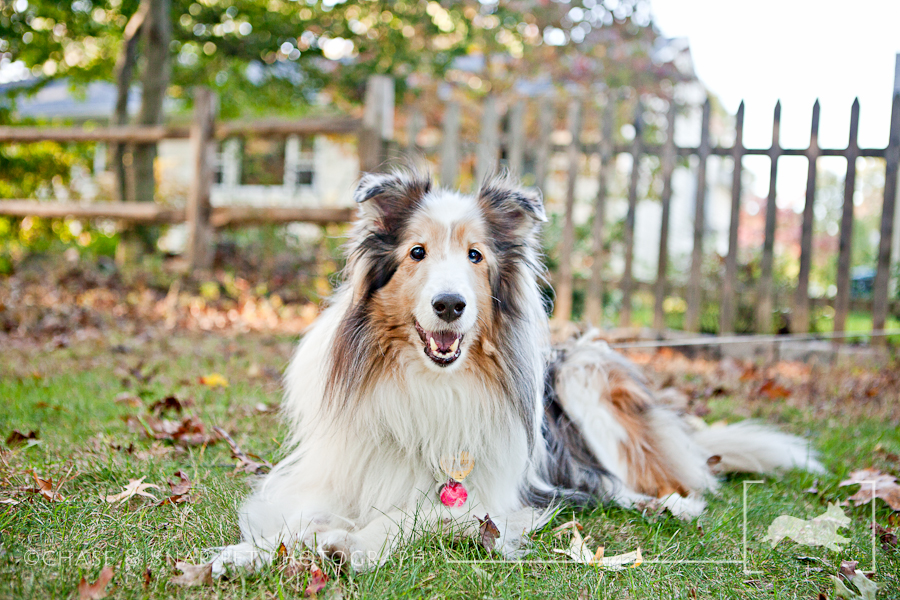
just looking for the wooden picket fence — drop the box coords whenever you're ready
[406,87,900,336]
[1,73,899,337]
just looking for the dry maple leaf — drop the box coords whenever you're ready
[170,560,213,587]
[105,477,161,504]
[213,426,272,475]
[475,514,500,552]
[839,468,900,511]
[305,564,329,597]
[77,565,114,600]
[141,415,216,446]
[156,471,192,506]
[28,472,64,502]
[758,379,792,400]
[5,430,38,447]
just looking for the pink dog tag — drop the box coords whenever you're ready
[439,479,468,508]
[438,452,473,508]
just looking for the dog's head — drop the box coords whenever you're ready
[334,170,545,381]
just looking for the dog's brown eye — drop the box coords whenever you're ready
[468,249,483,264]
[410,245,426,261]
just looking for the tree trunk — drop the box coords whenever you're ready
[132,0,171,205]
[111,1,148,203]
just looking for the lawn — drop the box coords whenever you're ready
[1,329,898,599]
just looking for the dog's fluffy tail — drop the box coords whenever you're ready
[691,421,825,475]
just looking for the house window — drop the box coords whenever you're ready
[286,135,315,189]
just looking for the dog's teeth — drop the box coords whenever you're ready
[449,338,459,353]
[429,337,439,353]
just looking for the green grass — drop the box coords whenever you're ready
[1,332,898,599]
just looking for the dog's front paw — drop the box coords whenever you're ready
[312,529,375,572]
[495,530,531,560]
[209,542,271,577]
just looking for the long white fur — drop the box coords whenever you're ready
[212,184,552,574]
[211,175,823,574]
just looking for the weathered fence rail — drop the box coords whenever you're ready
[0,75,392,269]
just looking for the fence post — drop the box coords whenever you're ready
[873,60,900,336]
[186,87,217,270]
[720,101,744,334]
[654,100,678,331]
[475,96,500,186]
[585,97,615,325]
[507,100,526,177]
[685,99,711,332]
[553,99,583,322]
[440,101,460,187]
[405,107,424,157]
[756,101,782,333]
[794,100,820,333]
[834,98,860,336]
[359,75,394,173]
[534,97,554,194]
[620,101,643,327]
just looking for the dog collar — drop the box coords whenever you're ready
[439,452,474,508]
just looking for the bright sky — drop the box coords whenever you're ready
[651,0,900,201]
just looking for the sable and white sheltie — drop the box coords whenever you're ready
[212,171,822,574]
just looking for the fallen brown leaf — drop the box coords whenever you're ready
[758,379,792,400]
[551,520,642,569]
[142,415,217,446]
[28,472,64,502]
[148,396,190,415]
[106,477,160,504]
[156,470,192,506]
[5,430,38,447]
[839,468,900,511]
[868,523,898,548]
[114,392,142,408]
[305,564,329,597]
[77,565,114,599]
[170,560,212,587]
[840,560,859,579]
[475,514,500,552]
[213,426,272,475]
[168,470,191,495]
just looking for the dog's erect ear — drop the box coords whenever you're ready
[478,177,546,223]
[354,171,432,232]
[478,176,547,241]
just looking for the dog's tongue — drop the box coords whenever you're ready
[431,330,460,352]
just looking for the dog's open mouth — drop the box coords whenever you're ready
[414,321,463,366]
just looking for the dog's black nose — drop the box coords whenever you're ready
[432,293,466,323]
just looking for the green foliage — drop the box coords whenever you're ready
[1,0,682,118]
[0,215,120,274]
